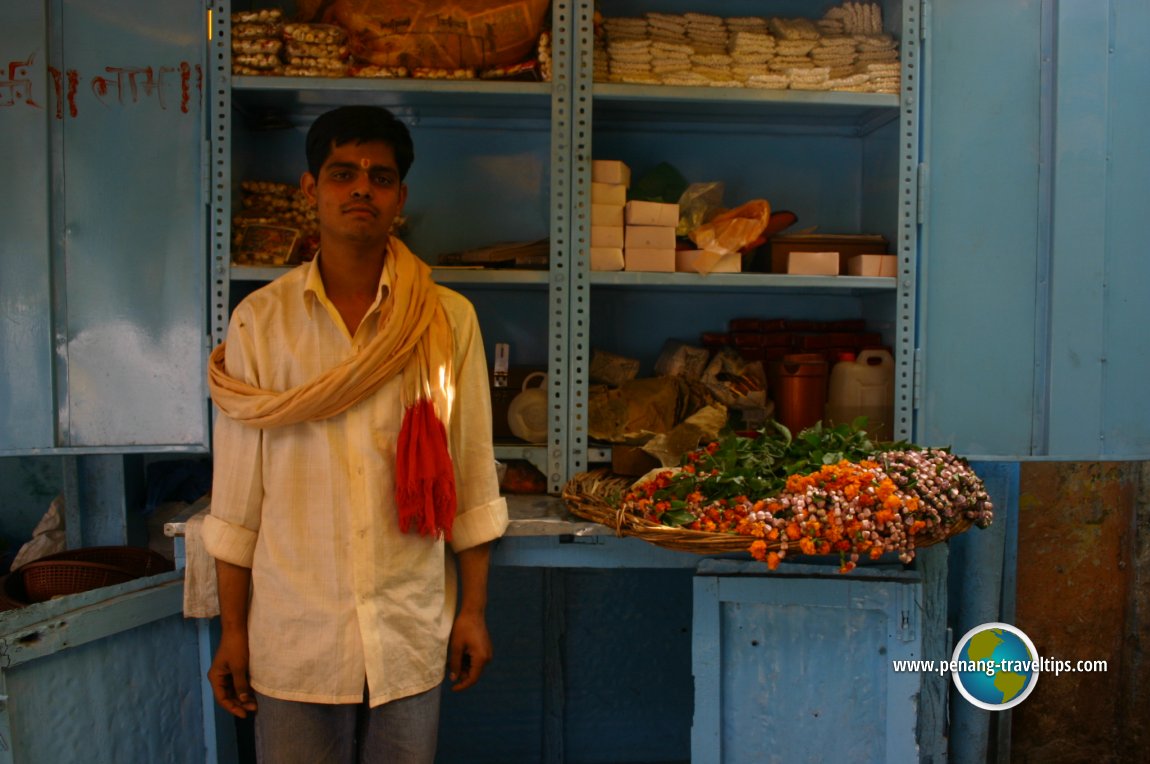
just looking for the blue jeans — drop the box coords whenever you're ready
[253,686,441,764]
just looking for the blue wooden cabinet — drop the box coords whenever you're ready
[692,561,922,764]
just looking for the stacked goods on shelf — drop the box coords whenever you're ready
[231,9,285,76]
[282,23,351,78]
[624,199,680,272]
[231,181,318,266]
[702,317,893,437]
[704,317,884,368]
[230,4,551,81]
[598,1,900,94]
[589,160,630,271]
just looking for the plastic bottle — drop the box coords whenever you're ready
[825,348,895,440]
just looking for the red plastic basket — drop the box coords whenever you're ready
[36,546,174,578]
[20,560,137,603]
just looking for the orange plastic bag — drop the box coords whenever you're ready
[688,199,772,256]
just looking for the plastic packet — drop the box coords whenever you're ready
[676,182,725,237]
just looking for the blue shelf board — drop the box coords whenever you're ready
[229,265,552,287]
[588,270,897,293]
[232,76,552,121]
[593,83,899,132]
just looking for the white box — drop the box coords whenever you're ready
[591,182,628,206]
[591,225,624,248]
[625,200,679,227]
[624,247,676,272]
[590,203,624,227]
[590,246,625,271]
[847,254,898,277]
[784,250,840,276]
[625,225,677,250]
[592,160,631,186]
[675,249,742,274]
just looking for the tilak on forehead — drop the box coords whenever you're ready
[360,157,372,168]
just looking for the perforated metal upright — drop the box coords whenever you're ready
[558,0,596,483]
[542,0,594,489]
[896,0,921,442]
[209,0,233,354]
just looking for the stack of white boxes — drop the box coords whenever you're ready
[623,198,679,272]
[589,160,682,272]
[589,160,629,271]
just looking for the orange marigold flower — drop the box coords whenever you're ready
[799,537,816,555]
[767,552,781,571]
[767,528,780,541]
[749,540,768,561]
[786,522,802,540]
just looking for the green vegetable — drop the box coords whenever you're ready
[660,418,911,503]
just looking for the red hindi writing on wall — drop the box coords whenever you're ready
[1,54,202,118]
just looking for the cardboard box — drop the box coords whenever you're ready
[769,234,889,274]
[783,250,840,276]
[591,225,624,248]
[624,247,676,272]
[625,224,677,250]
[591,182,627,206]
[590,203,624,227]
[675,249,741,274]
[847,254,898,277]
[625,200,679,227]
[590,246,624,271]
[592,159,631,186]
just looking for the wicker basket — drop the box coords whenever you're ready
[562,468,972,558]
[20,560,137,603]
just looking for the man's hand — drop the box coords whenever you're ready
[448,609,493,691]
[210,559,258,718]
[208,630,259,718]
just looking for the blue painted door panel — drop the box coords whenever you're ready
[921,0,1150,458]
[918,0,1044,457]
[0,3,54,450]
[1048,0,1150,456]
[1,0,207,452]
[58,0,207,448]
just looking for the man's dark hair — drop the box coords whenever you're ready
[305,105,415,179]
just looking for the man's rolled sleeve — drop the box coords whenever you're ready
[450,496,509,552]
[201,513,259,568]
[204,307,265,569]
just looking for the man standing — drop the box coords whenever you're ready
[203,105,509,763]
